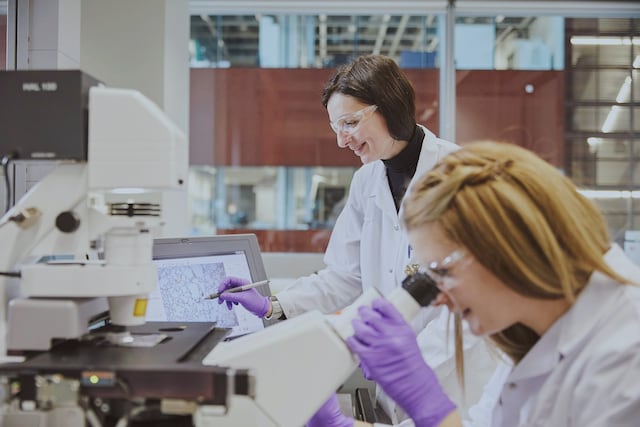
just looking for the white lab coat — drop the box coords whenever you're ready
[277,126,457,316]
[491,244,640,427]
[373,246,640,427]
[276,127,498,424]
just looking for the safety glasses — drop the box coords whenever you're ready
[329,105,378,135]
[426,249,469,291]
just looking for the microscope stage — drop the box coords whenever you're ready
[0,322,239,403]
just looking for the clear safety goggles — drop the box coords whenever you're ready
[426,249,469,292]
[329,104,378,135]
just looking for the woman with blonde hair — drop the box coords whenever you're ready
[309,141,640,426]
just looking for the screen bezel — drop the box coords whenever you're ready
[152,234,277,328]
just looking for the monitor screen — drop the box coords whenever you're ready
[148,235,272,338]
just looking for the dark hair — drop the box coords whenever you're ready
[321,54,417,141]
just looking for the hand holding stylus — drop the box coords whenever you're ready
[210,277,271,318]
[203,279,270,300]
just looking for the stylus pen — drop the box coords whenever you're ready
[203,279,270,300]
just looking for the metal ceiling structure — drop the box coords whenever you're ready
[189,14,538,67]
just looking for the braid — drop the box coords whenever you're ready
[403,141,632,365]
[409,152,515,220]
[461,158,514,185]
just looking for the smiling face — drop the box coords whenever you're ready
[326,93,407,164]
[408,222,534,337]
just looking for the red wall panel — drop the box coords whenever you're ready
[191,68,564,252]
[190,68,358,166]
[190,68,563,167]
[456,70,564,167]
[0,15,7,70]
[217,228,331,253]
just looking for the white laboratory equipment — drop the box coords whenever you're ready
[0,70,440,427]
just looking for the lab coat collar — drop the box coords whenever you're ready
[414,125,442,177]
[371,125,439,220]
[371,161,396,217]
[557,244,633,356]
[397,126,443,220]
[508,245,628,382]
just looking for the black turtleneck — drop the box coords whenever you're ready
[382,125,424,212]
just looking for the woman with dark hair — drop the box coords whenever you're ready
[218,55,497,424]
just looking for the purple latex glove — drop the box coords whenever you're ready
[306,394,354,427]
[346,298,456,427]
[217,276,270,318]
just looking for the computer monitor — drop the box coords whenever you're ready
[148,234,274,338]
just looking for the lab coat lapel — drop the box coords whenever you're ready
[372,160,398,222]
[558,245,634,358]
[413,127,443,177]
[398,126,451,221]
[507,319,562,383]
[508,245,630,383]
[495,245,639,427]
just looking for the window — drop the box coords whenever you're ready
[188,12,442,248]
[187,5,640,251]
[566,18,640,237]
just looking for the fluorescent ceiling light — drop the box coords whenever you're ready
[601,106,620,133]
[616,76,632,103]
[570,36,640,46]
[587,136,602,146]
[587,137,602,153]
[579,190,640,199]
[601,74,633,133]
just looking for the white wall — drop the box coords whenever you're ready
[80,0,190,237]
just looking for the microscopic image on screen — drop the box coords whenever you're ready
[156,261,240,328]
[149,251,267,338]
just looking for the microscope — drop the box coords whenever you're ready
[0,70,440,427]
[0,70,187,352]
[0,70,239,427]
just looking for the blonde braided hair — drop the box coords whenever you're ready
[403,141,630,363]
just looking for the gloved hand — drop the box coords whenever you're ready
[217,276,270,318]
[346,298,456,427]
[306,394,354,427]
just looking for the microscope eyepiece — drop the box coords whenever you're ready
[401,272,440,307]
